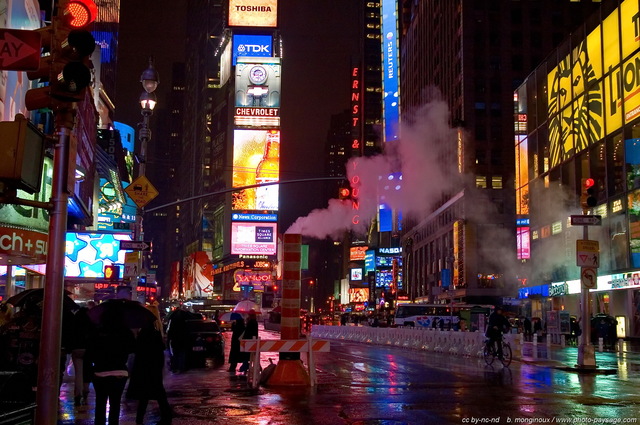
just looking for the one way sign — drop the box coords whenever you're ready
[0,29,41,71]
[119,241,151,251]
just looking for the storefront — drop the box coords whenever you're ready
[519,272,640,339]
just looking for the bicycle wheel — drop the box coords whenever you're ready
[483,342,495,365]
[500,342,512,367]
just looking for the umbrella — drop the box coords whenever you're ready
[87,299,157,329]
[5,288,79,313]
[233,300,261,314]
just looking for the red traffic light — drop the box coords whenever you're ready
[583,178,595,189]
[64,0,98,28]
[339,187,351,199]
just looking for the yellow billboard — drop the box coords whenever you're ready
[229,0,278,28]
[620,0,640,62]
[623,51,640,123]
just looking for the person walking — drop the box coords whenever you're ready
[239,310,259,373]
[66,306,93,405]
[228,313,245,372]
[87,314,136,425]
[127,320,172,425]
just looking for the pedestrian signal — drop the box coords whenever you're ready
[104,264,120,281]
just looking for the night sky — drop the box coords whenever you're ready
[114,0,360,232]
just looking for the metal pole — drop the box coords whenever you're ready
[133,108,151,301]
[35,112,72,424]
[576,224,596,369]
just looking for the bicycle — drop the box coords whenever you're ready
[483,336,512,367]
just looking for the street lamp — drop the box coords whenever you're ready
[133,58,158,301]
[137,58,159,178]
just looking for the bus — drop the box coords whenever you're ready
[394,303,493,331]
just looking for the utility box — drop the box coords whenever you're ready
[0,114,45,194]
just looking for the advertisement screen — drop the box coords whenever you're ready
[350,246,368,261]
[349,287,369,303]
[382,0,399,143]
[228,0,278,28]
[231,222,277,255]
[236,58,281,108]
[65,232,132,278]
[233,34,273,65]
[232,129,280,210]
[351,268,363,281]
[235,58,281,126]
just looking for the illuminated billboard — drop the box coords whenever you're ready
[382,0,399,143]
[232,129,280,211]
[235,57,281,127]
[547,0,639,167]
[231,222,277,256]
[233,34,273,65]
[64,232,133,278]
[228,0,278,28]
[350,246,367,261]
[349,287,369,303]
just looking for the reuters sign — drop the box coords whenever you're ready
[229,0,278,28]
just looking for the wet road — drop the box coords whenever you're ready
[59,328,640,425]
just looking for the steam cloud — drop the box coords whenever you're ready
[286,99,456,238]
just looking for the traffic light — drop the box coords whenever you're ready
[25,0,97,110]
[338,186,351,200]
[0,114,46,194]
[580,177,597,209]
[104,264,120,281]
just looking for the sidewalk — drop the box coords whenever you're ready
[518,338,640,370]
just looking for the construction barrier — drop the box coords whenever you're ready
[310,325,521,361]
[240,335,330,388]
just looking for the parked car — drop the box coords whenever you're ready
[216,312,235,331]
[184,319,225,368]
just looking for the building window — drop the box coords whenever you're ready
[476,176,487,188]
[492,176,503,189]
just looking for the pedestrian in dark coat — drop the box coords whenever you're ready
[228,314,246,372]
[127,322,172,425]
[87,317,135,425]
[239,310,259,372]
[66,307,94,405]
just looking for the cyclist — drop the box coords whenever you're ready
[486,306,511,359]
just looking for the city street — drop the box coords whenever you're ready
[57,326,640,425]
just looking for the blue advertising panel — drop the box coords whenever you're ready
[64,232,133,278]
[364,250,376,274]
[231,212,278,222]
[233,34,273,66]
[382,0,399,143]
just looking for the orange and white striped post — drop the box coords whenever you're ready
[267,233,310,386]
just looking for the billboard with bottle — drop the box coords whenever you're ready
[232,129,280,211]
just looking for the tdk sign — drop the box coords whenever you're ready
[233,34,273,65]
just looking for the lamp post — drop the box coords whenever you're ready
[133,58,158,299]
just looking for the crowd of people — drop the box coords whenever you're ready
[0,299,172,425]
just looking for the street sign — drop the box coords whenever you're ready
[0,29,41,71]
[119,240,151,251]
[581,267,597,289]
[124,252,140,277]
[124,175,159,208]
[577,239,599,267]
[570,215,602,226]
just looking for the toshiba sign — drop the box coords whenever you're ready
[229,0,278,28]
